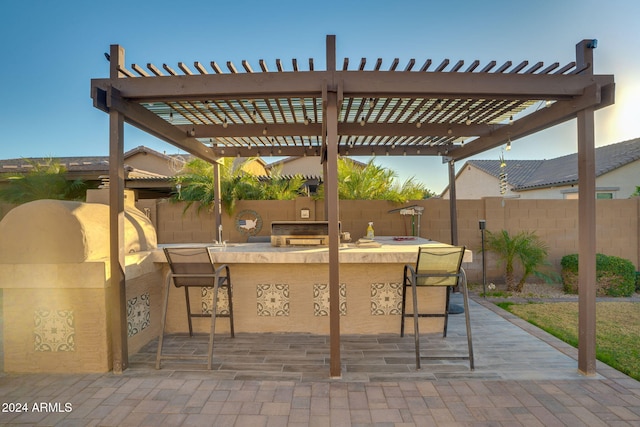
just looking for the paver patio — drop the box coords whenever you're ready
[1,295,638,426]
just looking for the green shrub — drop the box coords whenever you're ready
[561,253,636,297]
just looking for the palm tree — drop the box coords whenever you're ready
[259,165,306,200]
[0,158,87,204]
[173,157,261,215]
[484,229,555,292]
[172,158,306,215]
[316,158,430,202]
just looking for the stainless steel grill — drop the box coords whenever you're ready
[270,221,332,247]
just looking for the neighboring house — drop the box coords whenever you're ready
[0,155,111,196]
[264,156,324,194]
[0,146,177,199]
[265,156,371,194]
[441,138,640,199]
[0,146,270,199]
[266,155,325,177]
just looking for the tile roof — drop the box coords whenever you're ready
[0,156,111,173]
[468,137,640,191]
[469,159,543,187]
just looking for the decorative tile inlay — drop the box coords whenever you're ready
[201,287,231,316]
[370,282,402,316]
[34,309,75,352]
[256,284,289,316]
[313,283,347,316]
[127,293,150,337]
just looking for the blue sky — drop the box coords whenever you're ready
[1,0,638,193]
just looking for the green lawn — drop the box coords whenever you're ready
[497,301,640,381]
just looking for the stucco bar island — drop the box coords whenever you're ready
[152,237,471,336]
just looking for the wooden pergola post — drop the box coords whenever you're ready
[108,44,128,373]
[325,35,342,378]
[576,40,597,376]
[213,159,222,243]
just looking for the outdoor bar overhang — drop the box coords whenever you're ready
[91,35,614,377]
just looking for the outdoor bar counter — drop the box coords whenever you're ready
[152,237,471,336]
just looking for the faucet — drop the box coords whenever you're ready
[213,224,227,246]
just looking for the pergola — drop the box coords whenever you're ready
[91,35,614,377]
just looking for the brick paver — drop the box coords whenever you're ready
[1,296,639,426]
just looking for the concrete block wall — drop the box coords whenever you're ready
[155,200,216,243]
[154,197,640,284]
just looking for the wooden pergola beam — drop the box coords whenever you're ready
[103,89,220,164]
[204,145,446,158]
[177,122,504,138]
[91,72,613,102]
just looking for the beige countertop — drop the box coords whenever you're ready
[153,237,472,264]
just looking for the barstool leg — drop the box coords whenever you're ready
[443,287,451,338]
[226,274,234,338]
[400,277,408,337]
[156,273,173,369]
[411,278,421,370]
[184,287,194,336]
[207,277,220,370]
[460,268,475,370]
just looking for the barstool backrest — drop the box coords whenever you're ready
[163,247,217,288]
[414,245,465,287]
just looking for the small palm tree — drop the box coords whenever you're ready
[0,158,87,203]
[484,229,555,292]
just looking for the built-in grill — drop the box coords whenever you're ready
[271,221,336,247]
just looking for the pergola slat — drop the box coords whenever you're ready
[404,59,416,72]
[210,61,223,74]
[131,64,150,77]
[162,63,178,75]
[178,62,193,75]
[146,63,164,76]
[194,62,208,75]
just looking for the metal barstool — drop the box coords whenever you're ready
[156,246,234,369]
[400,245,474,370]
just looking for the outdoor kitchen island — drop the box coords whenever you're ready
[152,237,471,336]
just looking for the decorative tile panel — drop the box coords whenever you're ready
[370,282,402,316]
[256,284,289,316]
[34,309,75,352]
[127,293,150,337]
[313,283,347,316]
[201,287,231,316]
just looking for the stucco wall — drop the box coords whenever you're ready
[274,156,325,176]
[126,151,176,176]
[442,164,515,199]
[0,199,162,373]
